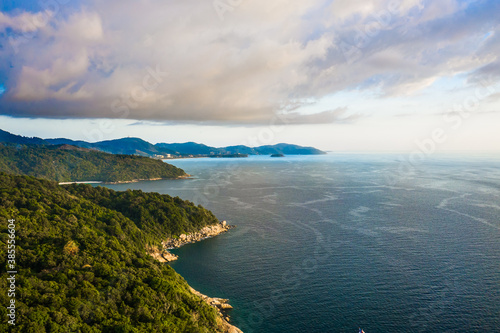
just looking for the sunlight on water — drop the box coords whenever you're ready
[104,154,500,333]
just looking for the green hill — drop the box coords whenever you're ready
[0,129,326,157]
[0,144,186,183]
[0,172,227,332]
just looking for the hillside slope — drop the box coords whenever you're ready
[0,144,186,182]
[0,173,229,332]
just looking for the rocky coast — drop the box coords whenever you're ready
[147,220,242,332]
[163,220,234,250]
[147,221,233,262]
[105,174,192,184]
[190,287,243,333]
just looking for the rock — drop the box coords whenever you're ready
[189,286,242,332]
[163,222,235,250]
[161,251,178,262]
[228,325,243,333]
[220,303,234,310]
[146,246,178,262]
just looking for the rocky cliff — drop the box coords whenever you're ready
[147,221,233,263]
[190,287,243,333]
[163,221,233,249]
[146,221,242,332]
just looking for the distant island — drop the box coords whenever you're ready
[0,129,326,158]
[270,153,285,157]
[0,143,186,183]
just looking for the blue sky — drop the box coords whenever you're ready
[0,0,499,151]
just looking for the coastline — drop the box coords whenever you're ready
[147,221,242,332]
[189,287,243,333]
[105,173,193,184]
[58,174,193,185]
[163,221,234,250]
[147,221,234,263]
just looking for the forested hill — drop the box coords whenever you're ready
[0,144,186,183]
[64,184,220,240]
[0,172,225,332]
[0,128,326,157]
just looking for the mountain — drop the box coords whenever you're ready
[0,172,228,332]
[156,142,222,155]
[44,138,94,149]
[92,137,177,156]
[47,137,177,157]
[254,143,325,155]
[0,144,186,182]
[0,129,48,145]
[221,145,260,155]
[156,142,325,155]
[0,128,326,157]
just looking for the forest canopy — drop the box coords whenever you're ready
[0,144,186,183]
[0,172,225,332]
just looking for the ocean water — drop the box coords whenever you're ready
[103,154,500,333]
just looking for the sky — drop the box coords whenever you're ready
[0,0,499,152]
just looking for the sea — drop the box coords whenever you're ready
[103,154,500,333]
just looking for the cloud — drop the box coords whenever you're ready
[0,0,499,124]
[280,107,361,124]
[0,10,50,32]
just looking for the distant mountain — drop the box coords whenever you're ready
[0,128,48,145]
[0,128,326,157]
[47,137,177,156]
[157,142,325,155]
[221,145,260,155]
[156,142,222,155]
[92,137,176,156]
[45,138,94,149]
[254,143,325,155]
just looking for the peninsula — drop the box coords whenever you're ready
[0,172,242,332]
[0,143,186,183]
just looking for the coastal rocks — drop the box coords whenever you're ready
[104,174,191,185]
[161,251,179,262]
[189,287,243,333]
[163,221,234,249]
[147,221,234,263]
[146,245,178,263]
[219,303,234,310]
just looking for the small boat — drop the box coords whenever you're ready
[359,329,365,333]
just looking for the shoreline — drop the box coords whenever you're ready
[163,221,234,251]
[58,174,193,185]
[189,286,243,333]
[147,221,234,263]
[147,221,242,332]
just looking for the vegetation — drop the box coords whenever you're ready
[1,128,326,157]
[0,172,225,332]
[64,184,220,241]
[0,144,186,183]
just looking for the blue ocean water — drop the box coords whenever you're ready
[103,154,500,333]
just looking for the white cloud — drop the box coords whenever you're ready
[0,10,52,32]
[0,0,499,124]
